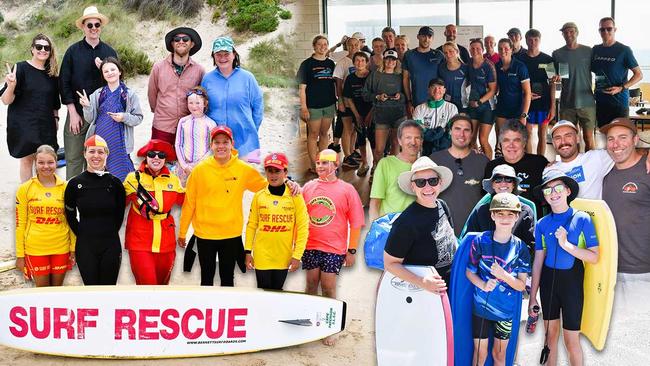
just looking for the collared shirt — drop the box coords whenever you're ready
[59,38,117,114]
[148,55,206,134]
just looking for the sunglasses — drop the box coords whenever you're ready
[599,27,614,33]
[455,158,464,176]
[412,177,440,188]
[86,22,101,29]
[186,89,205,97]
[33,44,51,52]
[542,184,566,196]
[493,176,516,184]
[173,35,191,43]
[146,151,167,159]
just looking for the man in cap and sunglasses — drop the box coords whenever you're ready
[60,5,117,179]
[384,156,456,292]
[148,27,205,145]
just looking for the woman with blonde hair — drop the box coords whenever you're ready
[439,41,469,113]
[1,34,61,182]
[15,145,74,287]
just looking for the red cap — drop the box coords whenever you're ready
[137,139,177,161]
[263,152,289,170]
[210,125,233,142]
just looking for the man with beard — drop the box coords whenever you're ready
[484,119,547,218]
[435,24,470,63]
[546,119,650,199]
[402,26,445,118]
[148,27,205,145]
[369,120,423,222]
[430,115,488,237]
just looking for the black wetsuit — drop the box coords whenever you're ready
[64,171,126,285]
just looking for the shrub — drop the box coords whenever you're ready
[0,35,6,48]
[217,0,290,34]
[4,20,19,32]
[247,37,296,88]
[115,45,153,78]
[0,11,5,25]
[123,0,203,20]
[211,9,221,23]
[279,9,291,20]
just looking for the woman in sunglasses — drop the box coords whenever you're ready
[174,86,217,186]
[1,34,60,182]
[529,170,598,366]
[123,139,185,285]
[384,156,456,292]
[77,56,143,181]
[462,164,536,254]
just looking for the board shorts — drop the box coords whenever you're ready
[560,107,596,130]
[469,103,494,125]
[596,102,628,129]
[301,249,346,274]
[374,106,406,129]
[540,259,584,331]
[472,314,513,340]
[308,104,336,120]
[527,110,550,125]
[25,253,70,277]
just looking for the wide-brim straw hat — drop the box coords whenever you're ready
[397,156,453,195]
[76,6,110,29]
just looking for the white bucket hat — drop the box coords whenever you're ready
[397,156,453,195]
[76,6,110,30]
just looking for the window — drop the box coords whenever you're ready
[616,0,650,82]
[391,0,455,36]
[460,0,528,42]
[327,0,388,44]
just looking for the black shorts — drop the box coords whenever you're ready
[469,103,494,125]
[540,260,584,331]
[596,102,629,128]
[355,116,376,148]
[472,314,513,340]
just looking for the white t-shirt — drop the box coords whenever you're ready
[333,56,355,80]
[544,149,613,199]
[412,101,458,129]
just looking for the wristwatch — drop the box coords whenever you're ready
[347,249,357,255]
[520,112,528,119]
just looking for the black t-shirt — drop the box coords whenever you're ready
[343,72,372,117]
[384,200,456,282]
[296,57,336,109]
[484,153,548,218]
[519,52,554,112]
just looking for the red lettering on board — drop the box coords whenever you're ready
[181,308,203,339]
[228,308,247,338]
[139,309,160,340]
[9,306,28,337]
[53,307,75,339]
[204,308,225,339]
[114,309,136,340]
[160,309,180,340]
[77,308,98,339]
[30,307,51,339]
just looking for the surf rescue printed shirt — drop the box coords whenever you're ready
[302,179,364,255]
[245,185,309,270]
[467,231,530,321]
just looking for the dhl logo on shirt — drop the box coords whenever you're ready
[261,225,290,232]
[34,217,62,225]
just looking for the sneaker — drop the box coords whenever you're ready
[357,163,370,176]
[328,143,341,153]
[350,150,362,162]
[342,155,360,168]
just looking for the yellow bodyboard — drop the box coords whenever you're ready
[571,198,618,351]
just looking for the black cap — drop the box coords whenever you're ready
[507,27,522,36]
[418,26,434,37]
[165,27,202,56]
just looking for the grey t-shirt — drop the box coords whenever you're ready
[603,154,650,273]
[430,149,489,237]
[552,45,595,109]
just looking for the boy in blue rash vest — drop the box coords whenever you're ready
[529,170,599,366]
[466,192,530,366]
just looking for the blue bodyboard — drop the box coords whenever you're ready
[450,232,522,366]
[363,212,401,270]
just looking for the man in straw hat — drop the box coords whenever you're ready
[384,156,456,292]
[60,5,117,179]
[148,27,205,145]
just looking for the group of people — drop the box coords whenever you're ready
[298,17,642,177]
[2,5,264,185]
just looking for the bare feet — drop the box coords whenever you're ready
[322,334,336,346]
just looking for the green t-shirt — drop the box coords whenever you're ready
[370,156,415,216]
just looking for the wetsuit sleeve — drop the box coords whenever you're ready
[244,192,260,252]
[534,220,544,251]
[113,176,127,231]
[14,183,28,257]
[467,236,482,273]
[292,194,309,261]
[578,214,598,248]
[64,179,80,236]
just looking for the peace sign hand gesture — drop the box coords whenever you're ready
[5,63,16,87]
[76,89,90,108]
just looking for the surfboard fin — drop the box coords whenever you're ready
[279,319,313,326]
